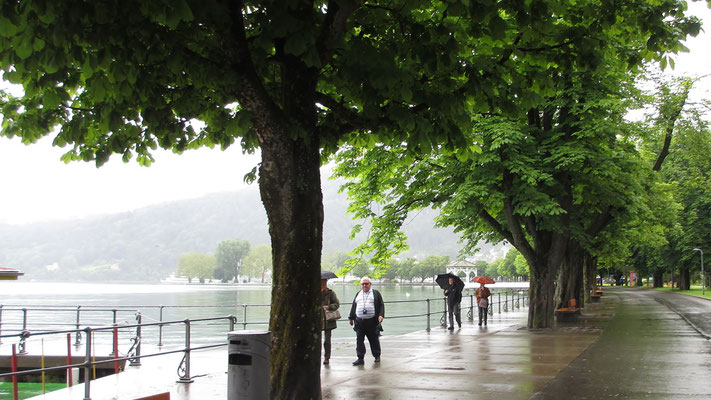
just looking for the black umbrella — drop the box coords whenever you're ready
[321,270,338,280]
[435,273,464,291]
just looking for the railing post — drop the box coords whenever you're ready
[108,310,117,357]
[158,306,165,347]
[177,319,194,383]
[0,304,3,344]
[19,308,28,354]
[242,304,248,329]
[19,330,29,355]
[83,327,92,400]
[136,312,142,363]
[469,294,474,321]
[426,299,431,331]
[75,306,82,346]
[129,312,142,366]
[229,315,236,331]
[498,293,501,314]
[441,297,447,327]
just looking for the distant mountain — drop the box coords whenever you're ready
[0,178,506,281]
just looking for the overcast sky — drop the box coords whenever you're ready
[0,2,709,225]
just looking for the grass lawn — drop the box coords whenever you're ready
[0,382,67,400]
[651,285,711,300]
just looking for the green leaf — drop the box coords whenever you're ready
[284,33,308,56]
[42,91,62,108]
[3,70,23,84]
[0,17,19,37]
[16,36,34,59]
[488,15,507,40]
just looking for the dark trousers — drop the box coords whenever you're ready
[323,329,332,359]
[354,317,381,359]
[478,306,488,324]
[448,302,461,327]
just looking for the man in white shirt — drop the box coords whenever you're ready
[348,277,385,365]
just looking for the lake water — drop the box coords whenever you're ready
[0,281,528,352]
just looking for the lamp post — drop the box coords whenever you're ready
[693,248,704,295]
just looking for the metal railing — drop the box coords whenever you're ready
[0,289,528,399]
[0,315,236,400]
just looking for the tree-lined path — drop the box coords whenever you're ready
[533,287,711,399]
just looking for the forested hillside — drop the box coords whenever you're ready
[0,178,505,281]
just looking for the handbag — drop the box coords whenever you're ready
[325,309,341,321]
[479,298,488,308]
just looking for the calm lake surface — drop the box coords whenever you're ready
[0,281,527,351]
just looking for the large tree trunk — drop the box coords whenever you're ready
[528,259,557,328]
[554,241,584,310]
[679,265,690,290]
[583,254,597,301]
[523,233,568,329]
[653,270,664,287]
[259,132,323,399]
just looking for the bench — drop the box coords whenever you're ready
[555,299,581,322]
[590,293,601,302]
[594,289,603,296]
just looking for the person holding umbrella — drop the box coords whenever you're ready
[474,277,493,326]
[321,271,340,365]
[444,276,463,330]
[435,273,465,330]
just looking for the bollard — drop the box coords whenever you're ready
[228,330,271,400]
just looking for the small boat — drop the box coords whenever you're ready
[0,266,24,280]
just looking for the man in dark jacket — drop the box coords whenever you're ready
[348,277,385,365]
[445,276,462,330]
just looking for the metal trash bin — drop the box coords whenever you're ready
[228,330,271,400]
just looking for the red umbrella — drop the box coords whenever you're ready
[472,276,495,284]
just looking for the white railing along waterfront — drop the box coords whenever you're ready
[0,289,528,399]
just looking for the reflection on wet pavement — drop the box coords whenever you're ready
[323,288,711,399]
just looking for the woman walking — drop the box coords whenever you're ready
[321,278,340,365]
[476,283,491,326]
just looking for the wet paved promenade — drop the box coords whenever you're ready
[27,287,711,399]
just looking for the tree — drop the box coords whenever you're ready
[321,250,350,273]
[392,257,418,283]
[1,1,699,394]
[497,248,518,279]
[242,244,273,283]
[335,1,699,329]
[416,255,449,282]
[474,260,489,277]
[214,238,251,282]
[176,252,216,283]
[514,254,529,279]
[0,2,495,396]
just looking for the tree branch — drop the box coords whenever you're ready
[652,79,691,171]
[316,0,361,67]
